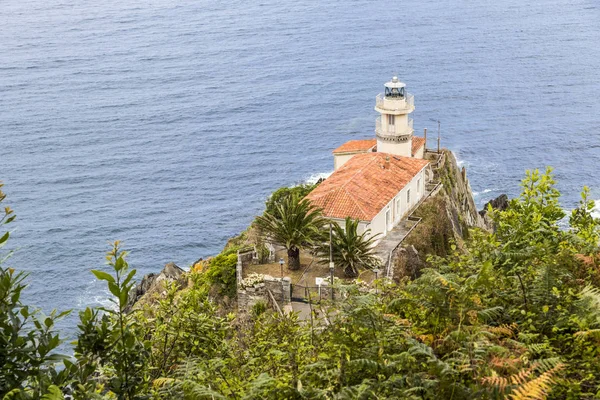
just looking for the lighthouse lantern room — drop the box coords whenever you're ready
[375,76,415,158]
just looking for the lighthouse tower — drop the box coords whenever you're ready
[374,77,415,157]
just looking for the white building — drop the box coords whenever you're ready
[306,77,430,241]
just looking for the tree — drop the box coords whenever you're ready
[255,194,326,270]
[317,217,381,278]
[264,183,318,221]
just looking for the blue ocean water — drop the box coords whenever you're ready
[1,0,599,337]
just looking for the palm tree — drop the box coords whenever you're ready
[255,194,326,270]
[318,217,381,278]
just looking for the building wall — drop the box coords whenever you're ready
[376,139,412,158]
[363,166,427,243]
[380,113,410,134]
[333,149,374,170]
[329,217,371,238]
[333,153,356,170]
[413,144,425,159]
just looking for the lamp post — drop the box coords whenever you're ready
[279,258,284,278]
[372,268,380,295]
[429,118,441,153]
[329,223,334,300]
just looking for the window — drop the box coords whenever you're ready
[407,189,411,204]
[396,198,401,218]
[387,114,395,132]
[417,179,421,195]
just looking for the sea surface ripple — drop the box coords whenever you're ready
[1,0,599,337]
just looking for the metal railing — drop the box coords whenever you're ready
[375,93,414,110]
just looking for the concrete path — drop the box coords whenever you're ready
[372,182,440,266]
[372,218,418,262]
[291,301,313,320]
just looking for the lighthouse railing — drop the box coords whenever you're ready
[375,117,414,137]
[376,93,414,111]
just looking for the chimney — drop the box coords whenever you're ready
[384,155,390,169]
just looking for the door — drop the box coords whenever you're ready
[385,209,391,235]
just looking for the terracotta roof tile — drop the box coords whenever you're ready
[306,153,429,221]
[411,136,425,156]
[332,139,377,154]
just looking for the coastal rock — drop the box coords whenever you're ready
[479,194,509,217]
[393,245,424,280]
[391,149,490,280]
[125,262,186,312]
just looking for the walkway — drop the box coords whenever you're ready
[372,218,419,263]
[372,180,442,277]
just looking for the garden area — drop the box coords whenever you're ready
[242,247,375,287]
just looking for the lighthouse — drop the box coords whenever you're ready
[374,76,415,157]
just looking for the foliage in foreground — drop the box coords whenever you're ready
[2,168,600,399]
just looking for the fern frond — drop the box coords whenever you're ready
[508,363,564,400]
[482,366,534,393]
[487,323,518,338]
[153,377,177,388]
[574,328,600,339]
[525,343,550,357]
[532,357,561,373]
[577,285,600,319]
[478,306,504,323]
[578,285,600,305]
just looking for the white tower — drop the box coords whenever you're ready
[374,77,415,157]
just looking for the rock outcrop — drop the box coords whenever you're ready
[479,194,509,217]
[436,150,489,235]
[124,262,187,312]
[478,194,510,230]
[392,149,490,280]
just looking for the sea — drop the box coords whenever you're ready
[1,0,599,339]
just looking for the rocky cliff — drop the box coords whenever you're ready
[124,262,187,312]
[127,149,507,307]
[393,149,492,279]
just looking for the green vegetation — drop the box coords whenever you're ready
[264,183,319,221]
[255,194,327,270]
[316,217,381,278]
[403,195,455,258]
[193,249,238,299]
[2,167,600,399]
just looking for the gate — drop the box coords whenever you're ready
[291,284,328,303]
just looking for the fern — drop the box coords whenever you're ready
[477,306,504,323]
[483,362,564,400]
[509,363,564,400]
[487,323,518,338]
[483,366,534,393]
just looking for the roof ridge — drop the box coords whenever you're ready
[341,186,369,220]
[306,152,429,221]
[339,153,381,190]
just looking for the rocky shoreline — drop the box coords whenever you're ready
[126,150,510,311]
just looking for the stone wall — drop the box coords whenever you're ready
[237,275,291,313]
[236,250,255,284]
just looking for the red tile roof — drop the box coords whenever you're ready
[306,153,429,221]
[333,137,425,156]
[412,136,425,156]
[332,139,377,154]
